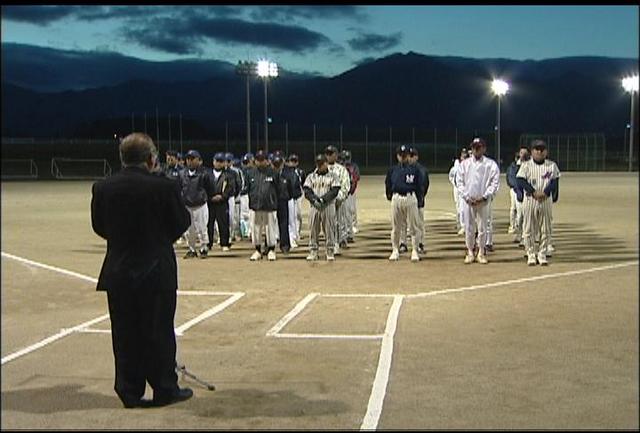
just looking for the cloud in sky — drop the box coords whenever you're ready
[348,32,403,52]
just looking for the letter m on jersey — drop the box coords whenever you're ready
[405,174,415,184]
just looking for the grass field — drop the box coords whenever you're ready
[1,172,638,429]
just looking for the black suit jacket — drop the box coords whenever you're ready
[91,166,191,292]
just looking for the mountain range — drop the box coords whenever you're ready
[1,43,637,138]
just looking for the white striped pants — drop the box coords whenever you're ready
[522,196,553,257]
[308,202,337,253]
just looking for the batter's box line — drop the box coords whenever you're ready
[77,291,245,336]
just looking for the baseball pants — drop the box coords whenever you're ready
[208,201,230,248]
[352,191,359,232]
[239,194,250,238]
[336,199,350,245]
[296,197,303,238]
[391,192,420,251]
[252,210,278,249]
[484,197,494,246]
[400,206,424,247]
[463,200,490,255]
[509,189,518,232]
[186,204,209,251]
[277,199,290,251]
[227,196,236,240]
[287,198,299,244]
[522,196,553,258]
[308,202,337,253]
[345,194,356,239]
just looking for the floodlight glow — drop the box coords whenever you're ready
[491,79,509,96]
[622,75,639,93]
[257,60,278,78]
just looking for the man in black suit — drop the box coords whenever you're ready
[91,133,193,408]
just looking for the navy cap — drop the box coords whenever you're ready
[242,152,254,162]
[272,155,283,165]
[225,152,234,161]
[470,137,487,148]
[409,147,418,156]
[288,153,299,162]
[267,152,274,161]
[177,152,184,159]
[324,145,339,154]
[214,152,225,161]
[255,150,267,161]
[531,139,547,150]
[396,144,410,155]
[186,150,201,159]
[315,153,328,164]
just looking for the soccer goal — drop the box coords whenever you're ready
[50,158,112,179]
[1,159,39,180]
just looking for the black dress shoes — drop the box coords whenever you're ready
[153,387,194,407]
[122,398,154,409]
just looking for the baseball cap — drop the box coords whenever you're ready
[324,145,339,154]
[186,150,201,159]
[409,147,418,156]
[242,152,254,162]
[166,149,178,157]
[225,152,234,161]
[288,153,299,162]
[272,155,283,165]
[470,137,487,148]
[315,153,328,164]
[341,150,352,159]
[233,158,240,166]
[255,150,267,161]
[396,144,410,155]
[177,152,183,159]
[213,152,225,161]
[531,139,547,150]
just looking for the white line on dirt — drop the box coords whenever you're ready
[174,292,245,335]
[1,314,110,365]
[361,295,404,431]
[406,260,639,299]
[266,293,319,336]
[1,251,98,283]
[272,333,383,340]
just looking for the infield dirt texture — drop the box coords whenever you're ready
[1,172,638,429]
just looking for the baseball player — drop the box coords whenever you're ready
[178,150,213,258]
[207,152,233,252]
[403,147,429,254]
[516,140,560,266]
[448,148,468,235]
[246,150,280,261]
[385,144,425,262]
[223,153,242,243]
[284,154,303,248]
[341,150,360,243]
[303,154,341,261]
[507,146,530,244]
[239,153,254,239]
[455,138,500,264]
[325,145,351,255]
[272,155,294,253]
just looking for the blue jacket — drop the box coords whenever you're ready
[384,163,425,208]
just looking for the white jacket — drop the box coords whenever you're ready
[455,155,500,202]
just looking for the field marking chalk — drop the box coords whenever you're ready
[360,295,404,431]
[266,293,319,337]
[174,292,245,335]
[1,252,98,284]
[272,333,383,340]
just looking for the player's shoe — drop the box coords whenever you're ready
[290,240,298,249]
[183,249,198,259]
[411,249,420,262]
[507,227,515,234]
[512,234,521,244]
[199,247,208,258]
[306,251,318,261]
[399,243,408,253]
[326,251,335,261]
[457,228,465,236]
[339,240,349,249]
[546,245,555,256]
[250,250,262,261]
[221,246,230,252]
[267,250,277,261]
[485,244,494,253]
[476,254,488,264]
[537,253,548,266]
[527,254,537,266]
[464,252,475,264]
[352,226,359,234]
[418,243,426,255]
[334,245,341,256]
[347,237,355,243]
[389,249,400,261]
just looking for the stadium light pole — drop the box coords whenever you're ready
[491,78,509,170]
[236,61,256,154]
[257,59,278,153]
[622,75,639,172]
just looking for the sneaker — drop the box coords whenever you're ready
[527,254,537,266]
[334,245,341,256]
[267,250,276,261]
[485,244,494,253]
[183,250,197,259]
[306,251,318,261]
[347,237,355,243]
[352,226,359,234]
[464,252,475,264]
[199,247,208,258]
[290,240,298,249]
[250,250,262,261]
[512,235,521,244]
[477,254,488,264]
[339,240,348,249]
[389,249,400,261]
[457,228,465,236]
[546,245,555,257]
[418,243,426,255]
[399,243,408,253]
[411,249,420,262]
[537,253,548,266]
[326,251,335,261]
[507,227,515,234]
[221,246,230,252]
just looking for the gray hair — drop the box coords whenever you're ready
[119,133,158,168]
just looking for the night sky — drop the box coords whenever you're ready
[1,5,638,77]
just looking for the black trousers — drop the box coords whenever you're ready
[277,199,290,250]
[106,287,179,404]
[207,201,230,248]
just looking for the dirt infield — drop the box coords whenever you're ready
[1,172,638,429]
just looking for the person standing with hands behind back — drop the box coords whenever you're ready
[91,133,193,408]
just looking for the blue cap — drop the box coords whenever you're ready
[267,152,274,161]
[255,150,267,161]
[186,150,201,159]
[177,152,183,159]
[225,152,234,161]
[233,158,241,166]
[396,144,410,155]
[242,152,254,162]
[214,152,225,161]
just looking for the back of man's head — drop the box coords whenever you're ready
[120,133,157,167]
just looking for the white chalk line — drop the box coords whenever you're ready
[1,252,244,362]
[272,333,383,340]
[266,293,319,336]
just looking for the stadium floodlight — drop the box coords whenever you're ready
[491,78,510,169]
[256,60,278,152]
[236,60,257,153]
[622,75,639,172]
